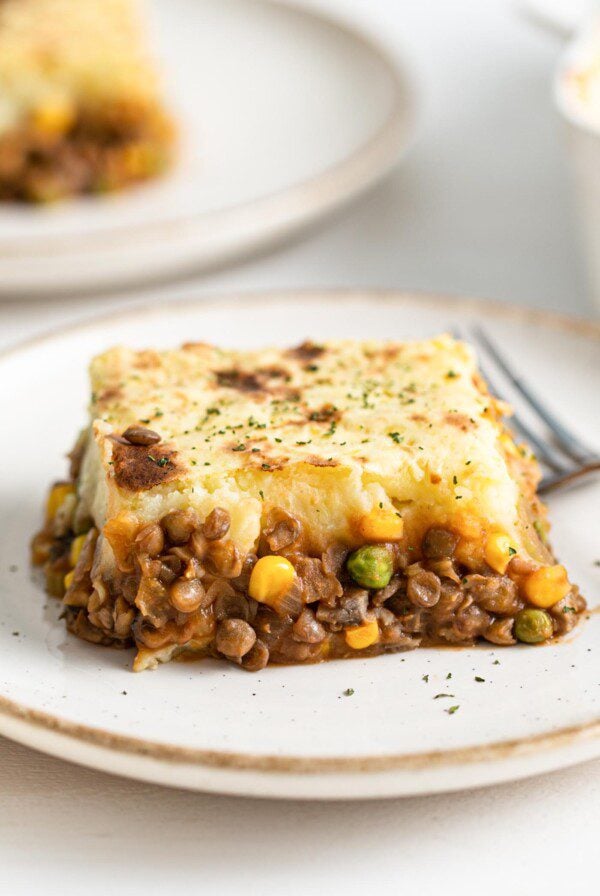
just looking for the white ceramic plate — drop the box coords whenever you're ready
[0,291,598,799]
[0,0,415,295]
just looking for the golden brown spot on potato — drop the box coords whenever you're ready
[250,455,289,472]
[214,365,299,401]
[286,340,325,361]
[256,366,290,381]
[111,441,182,491]
[410,413,428,423]
[444,412,475,432]
[430,473,442,484]
[215,369,263,392]
[307,403,341,423]
[181,342,212,351]
[306,455,339,468]
[96,386,123,405]
[133,350,161,370]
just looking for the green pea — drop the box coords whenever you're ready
[347,545,394,589]
[514,608,553,644]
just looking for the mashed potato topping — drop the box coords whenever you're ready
[0,0,160,134]
[80,337,542,561]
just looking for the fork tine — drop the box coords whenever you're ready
[540,460,600,493]
[473,326,596,464]
[452,327,572,472]
[502,411,571,473]
[474,359,572,473]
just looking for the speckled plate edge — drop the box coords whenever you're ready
[0,289,598,799]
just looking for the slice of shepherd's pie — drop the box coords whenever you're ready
[0,0,174,201]
[32,337,585,671]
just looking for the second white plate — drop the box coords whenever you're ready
[0,0,415,294]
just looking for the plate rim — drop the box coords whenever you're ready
[1,288,599,362]
[1,288,598,783]
[0,691,598,775]
[0,0,417,259]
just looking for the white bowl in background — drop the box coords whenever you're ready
[521,0,600,312]
[554,18,600,313]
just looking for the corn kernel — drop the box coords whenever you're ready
[485,532,516,574]
[32,98,75,136]
[249,555,296,607]
[524,565,571,609]
[345,618,379,650]
[69,534,87,568]
[64,570,75,591]
[46,483,75,521]
[358,508,404,542]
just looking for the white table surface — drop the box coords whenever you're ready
[0,1,598,893]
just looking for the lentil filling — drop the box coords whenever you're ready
[0,103,174,202]
[32,498,586,672]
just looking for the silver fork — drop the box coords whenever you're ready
[468,327,600,494]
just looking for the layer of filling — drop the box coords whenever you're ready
[0,99,173,201]
[32,478,586,673]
